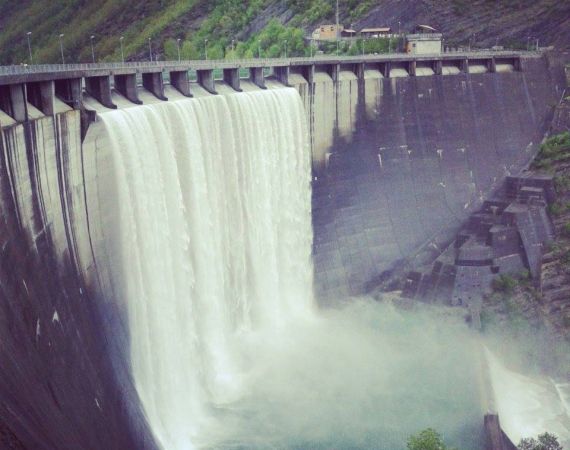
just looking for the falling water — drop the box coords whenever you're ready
[99,88,313,449]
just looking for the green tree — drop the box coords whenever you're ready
[407,428,459,450]
[518,432,563,450]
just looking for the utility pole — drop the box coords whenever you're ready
[90,35,95,63]
[59,34,65,64]
[120,36,124,63]
[26,32,33,64]
[336,0,340,55]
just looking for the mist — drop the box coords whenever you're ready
[195,298,484,449]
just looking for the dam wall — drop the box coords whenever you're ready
[0,52,566,447]
[299,56,565,300]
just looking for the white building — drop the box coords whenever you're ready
[405,25,442,54]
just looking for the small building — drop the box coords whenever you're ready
[341,29,357,38]
[405,24,442,54]
[312,24,344,41]
[360,27,391,38]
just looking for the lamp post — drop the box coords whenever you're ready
[204,39,208,60]
[284,39,287,58]
[59,34,65,64]
[148,37,152,61]
[258,40,261,58]
[176,38,181,61]
[310,39,313,58]
[26,32,33,64]
[120,36,124,63]
[90,35,95,63]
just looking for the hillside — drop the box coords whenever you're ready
[0,0,569,66]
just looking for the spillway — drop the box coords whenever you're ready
[93,88,313,449]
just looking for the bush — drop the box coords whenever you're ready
[492,274,517,295]
[407,428,459,450]
[518,432,562,450]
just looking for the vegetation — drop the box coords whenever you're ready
[531,132,570,173]
[518,432,563,450]
[0,0,378,64]
[407,428,459,450]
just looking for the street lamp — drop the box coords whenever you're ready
[90,35,95,63]
[284,39,287,58]
[120,36,124,63]
[204,39,208,60]
[59,33,65,64]
[148,37,152,61]
[258,40,261,58]
[26,32,33,64]
[176,38,181,61]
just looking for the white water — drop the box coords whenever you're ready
[96,86,485,450]
[100,88,313,449]
[485,348,570,446]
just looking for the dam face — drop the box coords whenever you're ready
[0,54,565,448]
[299,57,563,300]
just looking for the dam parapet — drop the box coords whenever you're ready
[0,51,537,128]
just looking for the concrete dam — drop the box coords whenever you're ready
[0,53,566,449]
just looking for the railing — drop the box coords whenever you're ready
[0,50,542,77]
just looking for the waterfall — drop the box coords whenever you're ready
[98,87,314,449]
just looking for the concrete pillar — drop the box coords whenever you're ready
[488,57,497,73]
[85,75,116,109]
[250,67,266,89]
[0,84,27,121]
[460,58,469,73]
[223,68,242,92]
[433,60,443,75]
[329,64,340,83]
[514,57,523,72]
[305,65,315,84]
[54,78,82,109]
[273,66,290,86]
[408,60,417,77]
[170,70,192,97]
[382,62,391,78]
[355,62,364,80]
[196,69,217,94]
[114,73,141,104]
[142,72,167,100]
[27,81,55,116]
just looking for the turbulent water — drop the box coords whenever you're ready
[100,88,313,449]
[97,87,484,449]
[486,348,570,447]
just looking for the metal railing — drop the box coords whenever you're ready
[0,50,542,78]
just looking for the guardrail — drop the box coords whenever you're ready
[0,50,542,78]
